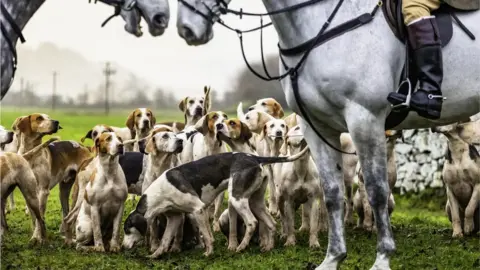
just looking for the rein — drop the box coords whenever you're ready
[88,0,137,28]
[179,0,384,155]
[0,2,26,99]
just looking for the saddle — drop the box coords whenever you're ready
[382,0,477,129]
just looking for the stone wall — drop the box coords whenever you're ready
[394,129,448,194]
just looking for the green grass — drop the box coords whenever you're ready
[1,108,479,270]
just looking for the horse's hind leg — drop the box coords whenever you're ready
[347,115,395,270]
[302,125,346,270]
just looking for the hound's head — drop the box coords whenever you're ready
[280,125,307,155]
[145,127,183,155]
[194,111,228,136]
[178,86,212,120]
[259,119,288,144]
[14,113,61,137]
[431,120,480,145]
[94,132,124,157]
[0,125,14,150]
[122,210,147,249]
[126,108,156,133]
[216,119,252,144]
[247,98,284,119]
[242,110,275,134]
[81,125,115,143]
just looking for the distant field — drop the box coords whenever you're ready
[0,108,478,270]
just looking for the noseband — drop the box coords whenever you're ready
[0,2,26,99]
[89,0,138,27]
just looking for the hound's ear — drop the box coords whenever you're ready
[16,116,31,135]
[172,123,181,134]
[240,122,253,142]
[94,137,101,154]
[194,114,209,136]
[274,102,285,118]
[125,110,135,131]
[179,98,188,112]
[258,124,267,141]
[145,136,156,155]
[148,109,156,126]
[204,86,212,113]
[257,112,273,133]
[81,130,93,143]
[280,137,289,156]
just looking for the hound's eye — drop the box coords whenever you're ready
[212,114,218,120]
[146,113,151,117]
[281,124,285,128]
[36,116,44,121]
[229,121,236,126]
[106,136,112,142]
[189,100,194,104]
[199,100,204,104]
[152,136,156,142]
[261,102,266,106]
[223,114,227,119]
[136,114,141,118]
[270,124,274,128]
[162,134,169,139]
[245,116,250,120]
[92,131,98,137]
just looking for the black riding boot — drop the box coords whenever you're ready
[387,17,444,119]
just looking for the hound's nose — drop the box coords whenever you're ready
[216,123,223,130]
[143,120,150,127]
[276,131,283,137]
[195,107,203,115]
[118,144,124,154]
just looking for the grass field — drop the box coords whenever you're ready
[1,108,479,270]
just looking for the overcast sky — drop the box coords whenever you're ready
[20,0,280,98]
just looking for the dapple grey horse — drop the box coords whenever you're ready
[0,0,170,100]
[176,0,480,269]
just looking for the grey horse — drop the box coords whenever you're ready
[0,0,170,100]
[176,0,480,269]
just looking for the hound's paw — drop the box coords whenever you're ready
[93,245,106,252]
[63,238,75,247]
[169,245,182,253]
[235,244,247,253]
[309,237,320,249]
[298,225,309,232]
[109,244,121,252]
[284,236,296,247]
[260,243,274,253]
[203,249,213,257]
[464,218,474,235]
[212,222,221,232]
[29,237,44,246]
[227,243,238,252]
[452,230,464,238]
[147,253,160,259]
[363,224,374,232]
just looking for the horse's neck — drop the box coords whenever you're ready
[1,0,45,44]
[262,0,378,49]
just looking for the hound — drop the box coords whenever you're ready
[0,125,58,243]
[216,118,309,252]
[257,118,289,216]
[237,98,285,120]
[15,114,91,233]
[218,208,260,245]
[125,108,157,152]
[340,133,359,225]
[431,123,480,237]
[178,86,211,164]
[1,117,22,213]
[75,132,128,252]
[277,125,326,248]
[353,130,402,231]
[456,119,480,146]
[124,122,308,258]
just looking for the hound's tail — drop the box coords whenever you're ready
[255,146,309,165]
[22,137,60,160]
[237,102,245,119]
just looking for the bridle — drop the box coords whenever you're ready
[0,0,137,101]
[178,0,384,155]
[88,0,138,27]
[0,2,26,98]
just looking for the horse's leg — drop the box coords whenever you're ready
[347,116,395,270]
[302,125,346,270]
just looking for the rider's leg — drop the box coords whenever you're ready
[388,0,444,120]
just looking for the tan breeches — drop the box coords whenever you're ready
[402,0,441,25]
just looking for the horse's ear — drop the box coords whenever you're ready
[240,122,252,142]
[126,110,135,131]
[81,130,93,143]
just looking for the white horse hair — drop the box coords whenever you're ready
[176,0,480,269]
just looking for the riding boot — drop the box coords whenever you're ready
[387,17,444,120]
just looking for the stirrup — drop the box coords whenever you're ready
[389,79,412,112]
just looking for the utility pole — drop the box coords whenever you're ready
[103,62,116,115]
[52,71,57,111]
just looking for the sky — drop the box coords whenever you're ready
[19,0,280,98]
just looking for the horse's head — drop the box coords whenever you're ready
[176,0,231,45]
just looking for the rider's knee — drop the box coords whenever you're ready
[402,0,441,25]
